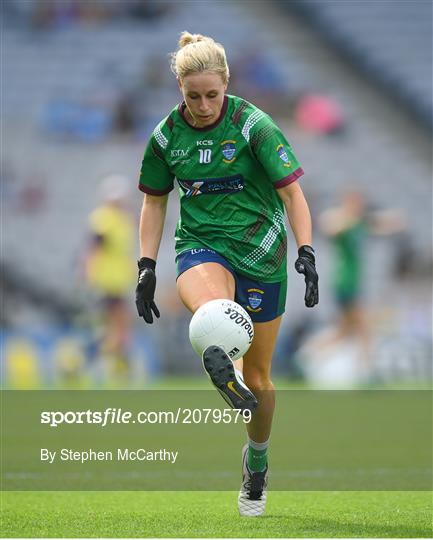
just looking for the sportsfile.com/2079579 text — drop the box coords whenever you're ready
[40,408,252,427]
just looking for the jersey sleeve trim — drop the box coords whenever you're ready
[241,109,266,142]
[151,141,165,161]
[273,167,304,189]
[138,183,174,196]
[154,119,169,149]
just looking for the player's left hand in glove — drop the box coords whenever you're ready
[295,245,319,308]
[135,257,160,324]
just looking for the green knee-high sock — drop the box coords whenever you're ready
[247,438,269,472]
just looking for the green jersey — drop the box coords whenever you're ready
[138,95,304,282]
[332,220,366,297]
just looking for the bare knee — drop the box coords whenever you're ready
[243,366,274,394]
[188,293,225,314]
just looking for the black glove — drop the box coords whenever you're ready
[135,257,160,324]
[295,245,319,308]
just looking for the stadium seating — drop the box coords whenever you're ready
[286,0,432,130]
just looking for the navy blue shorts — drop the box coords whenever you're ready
[176,248,287,323]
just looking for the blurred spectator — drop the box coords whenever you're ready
[9,0,172,30]
[1,163,48,214]
[54,336,87,388]
[114,93,137,134]
[42,98,113,142]
[16,173,47,214]
[317,190,406,379]
[84,174,136,380]
[392,230,433,282]
[5,337,41,389]
[125,0,172,21]
[230,48,295,116]
[294,93,345,135]
[114,54,174,138]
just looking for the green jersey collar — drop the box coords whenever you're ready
[178,95,229,132]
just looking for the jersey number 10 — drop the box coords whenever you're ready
[198,149,212,164]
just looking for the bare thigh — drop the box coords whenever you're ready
[176,262,236,314]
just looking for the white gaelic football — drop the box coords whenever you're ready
[189,299,254,361]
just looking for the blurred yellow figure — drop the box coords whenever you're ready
[85,174,136,379]
[6,338,41,389]
[54,337,87,388]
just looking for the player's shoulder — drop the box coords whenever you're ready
[149,104,179,150]
[227,95,276,142]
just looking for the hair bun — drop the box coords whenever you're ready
[171,31,229,84]
[178,31,209,48]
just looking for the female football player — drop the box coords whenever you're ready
[135,32,318,516]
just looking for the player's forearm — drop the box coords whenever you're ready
[278,183,313,247]
[139,194,168,260]
[285,194,312,247]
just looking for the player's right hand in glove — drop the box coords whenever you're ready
[295,245,319,308]
[135,257,160,324]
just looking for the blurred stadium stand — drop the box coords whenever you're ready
[286,0,433,132]
[1,260,79,326]
[2,0,432,385]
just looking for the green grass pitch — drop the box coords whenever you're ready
[2,490,432,537]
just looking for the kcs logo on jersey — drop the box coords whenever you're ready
[221,140,237,163]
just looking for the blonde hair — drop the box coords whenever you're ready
[171,31,229,84]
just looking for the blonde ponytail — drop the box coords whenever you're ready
[171,31,229,84]
[178,31,206,48]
